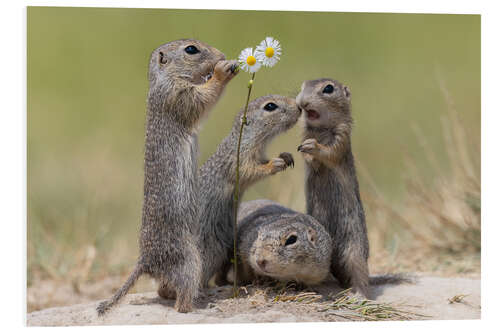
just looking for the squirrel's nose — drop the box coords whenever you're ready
[257,259,267,270]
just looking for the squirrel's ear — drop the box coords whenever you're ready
[159,51,168,65]
[343,86,351,100]
[307,227,317,245]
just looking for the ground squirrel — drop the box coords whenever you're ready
[197,95,300,287]
[296,78,370,297]
[232,199,412,288]
[97,39,238,314]
[232,199,332,285]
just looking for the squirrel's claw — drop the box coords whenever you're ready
[214,60,239,83]
[297,138,319,154]
[297,144,308,153]
[230,63,239,74]
[279,152,294,168]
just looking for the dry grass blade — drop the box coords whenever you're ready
[321,289,427,321]
[273,291,323,304]
[448,294,469,304]
[269,286,423,321]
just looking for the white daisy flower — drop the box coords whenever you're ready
[238,47,261,73]
[255,37,282,67]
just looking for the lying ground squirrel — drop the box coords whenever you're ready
[232,199,332,285]
[97,39,238,315]
[232,199,412,288]
[296,78,371,297]
[198,95,300,287]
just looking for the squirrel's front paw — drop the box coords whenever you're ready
[298,138,320,155]
[270,153,294,174]
[214,59,239,83]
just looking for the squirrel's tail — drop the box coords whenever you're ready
[96,264,143,316]
[369,273,415,286]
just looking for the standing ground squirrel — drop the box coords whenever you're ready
[296,78,370,297]
[198,95,300,287]
[97,39,238,314]
[232,199,333,285]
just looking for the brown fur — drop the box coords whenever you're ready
[198,95,300,287]
[231,200,333,286]
[96,39,238,315]
[296,78,370,297]
[234,200,413,288]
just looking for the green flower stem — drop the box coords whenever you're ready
[233,72,256,298]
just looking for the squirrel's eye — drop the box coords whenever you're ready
[285,235,297,246]
[263,102,278,112]
[184,45,200,55]
[323,84,335,94]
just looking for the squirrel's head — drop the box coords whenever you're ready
[296,78,352,128]
[247,213,332,285]
[234,95,301,149]
[148,39,225,85]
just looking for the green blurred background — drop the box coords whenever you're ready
[27,7,480,283]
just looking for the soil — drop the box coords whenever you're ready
[27,274,480,326]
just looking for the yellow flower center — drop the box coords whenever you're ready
[246,55,256,66]
[265,47,274,58]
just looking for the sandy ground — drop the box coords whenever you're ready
[27,275,480,326]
